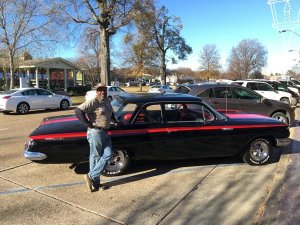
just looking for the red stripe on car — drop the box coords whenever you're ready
[41,117,78,125]
[30,124,287,140]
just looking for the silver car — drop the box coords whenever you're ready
[0,88,72,114]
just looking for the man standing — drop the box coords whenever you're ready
[75,84,118,192]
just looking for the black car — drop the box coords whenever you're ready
[24,93,290,176]
[174,83,295,125]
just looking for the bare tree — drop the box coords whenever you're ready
[146,5,192,85]
[60,0,143,86]
[198,44,221,80]
[77,27,101,86]
[0,0,63,89]
[227,39,268,80]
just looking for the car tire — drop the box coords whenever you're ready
[103,149,131,176]
[241,138,273,165]
[60,100,69,110]
[16,102,30,114]
[271,112,289,124]
[280,97,290,105]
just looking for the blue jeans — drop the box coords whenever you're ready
[87,128,112,183]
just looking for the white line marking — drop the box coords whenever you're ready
[0,128,8,131]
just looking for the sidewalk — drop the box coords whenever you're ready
[260,125,300,224]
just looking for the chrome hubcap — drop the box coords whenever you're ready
[250,140,269,161]
[107,151,125,171]
[19,104,28,113]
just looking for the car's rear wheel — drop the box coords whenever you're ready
[271,112,289,124]
[60,100,69,110]
[280,97,290,104]
[242,138,273,165]
[16,102,30,114]
[103,149,131,176]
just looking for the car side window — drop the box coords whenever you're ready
[134,104,163,124]
[232,87,260,100]
[37,89,52,95]
[258,83,273,91]
[246,83,258,90]
[22,90,38,96]
[197,88,212,98]
[164,103,215,123]
[212,87,232,98]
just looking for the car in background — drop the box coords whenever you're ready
[174,83,295,125]
[85,85,128,101]
[0,88,72,114]
[24,93,290,175]
[262,80,299,106]
[232,80,293,105]
[279,80,300,92]
[148,85,173,93]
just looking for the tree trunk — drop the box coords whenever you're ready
[9,55,15,89]
[160,52,167,85]
[100,27,110,86]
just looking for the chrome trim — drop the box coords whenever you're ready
[24,150,47,160]
[276,138,291,147]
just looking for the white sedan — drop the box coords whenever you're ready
[85,86,128,101]
[148,85,173,93]
[0,88,72,114]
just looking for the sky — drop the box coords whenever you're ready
[158,0,300,75]
[57,0,300,75]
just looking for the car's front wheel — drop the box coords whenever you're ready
[60,100,69,110]
[271,112,289,124]
[280,97,290,105]
[241,138,273,165]
[103,149,131,176]
[16,102,30,114]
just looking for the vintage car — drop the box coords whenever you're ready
[24,93,290,176]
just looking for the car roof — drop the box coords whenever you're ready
[117,92,203,103]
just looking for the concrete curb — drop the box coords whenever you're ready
[257,128,295,224]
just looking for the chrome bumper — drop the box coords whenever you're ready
[276,138,291,147]
[24,150,47,161]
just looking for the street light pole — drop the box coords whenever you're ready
[279,29,300,37]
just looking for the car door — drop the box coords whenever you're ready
[122,103,167,159]
[231,87,263,114]
[36,89,57,108]
[163,102,239,159]
[257,83,280,101]
[20,89,41,109]
[197,86,238,112]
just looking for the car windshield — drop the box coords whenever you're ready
[1,90,18,94]
[111,96,138,121]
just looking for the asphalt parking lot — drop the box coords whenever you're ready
[0,106,298,225]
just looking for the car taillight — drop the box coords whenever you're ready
[2,96,11,99]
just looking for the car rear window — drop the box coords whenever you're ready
[174,86,190,94]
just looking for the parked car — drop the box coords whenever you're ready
[174,83,295,125]
[85,85,128,101]
[148,85,173,93]
[232,80,293,105]
[0,88,72,114]
[24,93,290,176]
[262,80,299,106]
[278,80,300,93]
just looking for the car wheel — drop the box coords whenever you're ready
[290,97,297,106]
[280,97,290,104]
[103,149,131,176]
[16,102,30,114]
[242,138,273,165]
[60,100,69,110]
[271,112,289,124]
